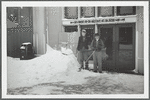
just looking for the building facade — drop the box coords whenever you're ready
[7,6,144,74]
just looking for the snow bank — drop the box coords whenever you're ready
[7,44,80,89]
[7,44,144,94]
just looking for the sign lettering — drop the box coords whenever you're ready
[69,18,125,24]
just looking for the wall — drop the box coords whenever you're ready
[47,7,62,48]
[47,7,80,54]
[136,6,144,74]
[32,7,46,55]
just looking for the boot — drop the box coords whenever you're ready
[78,64,83,72]
[85,62,89,70]
[85,65,89,70]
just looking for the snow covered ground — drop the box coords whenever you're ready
[7,45,144,95]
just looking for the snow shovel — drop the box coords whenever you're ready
[83,50,95,70]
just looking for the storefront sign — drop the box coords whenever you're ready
[62,16,136,25]
[70,18,125,24]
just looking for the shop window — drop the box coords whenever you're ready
[7,7,19,23]
[7,7,32,28]
[81,7,95,18]
[20,7,31,27]
[65,7,78,19]
[98,6,114,17]
[117,6,136,16]
[64,26,78,32]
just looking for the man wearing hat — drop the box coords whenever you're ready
[77,29,90,71]
[91,33,104,73]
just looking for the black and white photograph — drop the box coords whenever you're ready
[1,1,149,99]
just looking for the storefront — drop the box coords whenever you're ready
[61,6,143,72]
[6,6,144,74]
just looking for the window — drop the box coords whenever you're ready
[81,7,95,18]
[117,6,136,16]
[7,7,19,23]
[7,7,32,27]
[20,7,30,27]
[64,26,78,32]
[119,27,133,44]
[98,6,114,17]
[65,7,78,19]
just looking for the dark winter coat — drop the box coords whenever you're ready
[77,36,89,51]
[91,39,104,51]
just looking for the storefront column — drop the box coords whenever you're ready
[78,7,80,19]
[62,7,65,19]
[114,6,117,16]
[78,25,80,33]
[95,7,98,33]
[95,7,98,17]
[33,7,46,56]
[136,6,144,74]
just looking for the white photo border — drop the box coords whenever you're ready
[2,1,149,99]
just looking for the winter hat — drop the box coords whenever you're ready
[82,29,86,33]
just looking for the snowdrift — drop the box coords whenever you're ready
[7,44,80,89]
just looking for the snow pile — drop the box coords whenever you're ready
[61,47,73,55]
[7,44,80,89]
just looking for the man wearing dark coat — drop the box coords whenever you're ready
[91,33,104,73]
[77,29,90,71]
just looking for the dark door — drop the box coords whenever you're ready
[116,24,135,70]
[99,24,135,70]
[99,25,116,70]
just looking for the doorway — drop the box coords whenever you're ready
[99,25,115,70]
[99,23,135,70]
[116,24,135,70]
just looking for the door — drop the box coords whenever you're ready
[99,25,116,70]
[116,24,135,70]
[99,24,135,70]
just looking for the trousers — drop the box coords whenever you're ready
[77,51,89,68]
[93,51,102,72]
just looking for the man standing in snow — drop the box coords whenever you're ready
[91,33,104,73]
[77,29,90,71]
